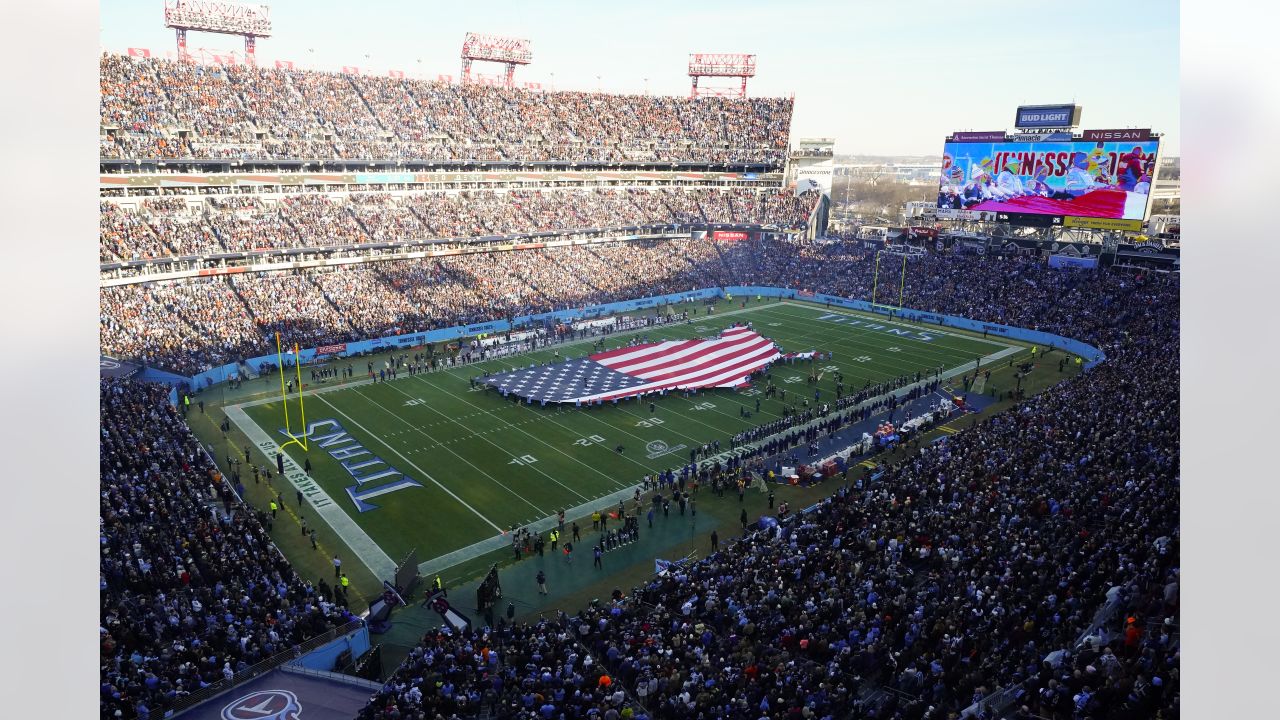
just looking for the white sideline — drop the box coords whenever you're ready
[224,404,398,581]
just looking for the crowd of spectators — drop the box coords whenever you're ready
[99,187,817,263]
[100,378,355,719]
[99,231,1142,378]
[98,244,1178,719]
[99,232,771,374]
[100,201,165,263]
[99,55,793,165]
[356,260,1179,719]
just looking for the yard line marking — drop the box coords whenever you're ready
[223,404,398,579]
[381,380,595,500]
[778,300,1014,348]
[768,303,1013,361]
[347,386,556,515]
[312,393,509,532]
[771,302,1018,359]
[757,306,995,376]
[411,373,637,488]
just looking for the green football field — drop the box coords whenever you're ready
[227,300,1022,579]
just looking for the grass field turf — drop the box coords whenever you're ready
[229,300,1022,577]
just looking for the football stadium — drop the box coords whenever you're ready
[92,3,1182,720]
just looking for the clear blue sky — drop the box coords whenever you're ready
[100,0,1179,156]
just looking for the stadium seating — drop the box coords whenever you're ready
[99,379,357,719]
[98,54,1177,720]
[98,188,818,264]
[99,245,1179,719]
[98,55,793,165]
[355,259,1180,720]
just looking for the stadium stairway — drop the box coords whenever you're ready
[708,239,738,285]
[549,247,606,295]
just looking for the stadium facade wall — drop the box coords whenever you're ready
[172,287,1103,391]
[290,624,372,672]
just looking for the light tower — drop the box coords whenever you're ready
[460,32,532,88]
[163,0,273,65]
[687,53,756,99]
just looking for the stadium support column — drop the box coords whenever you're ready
[806,194,830,241]
[244,35,257,67]
[461,57,473,83]
[175,28,189,62]
[504,63,515,89]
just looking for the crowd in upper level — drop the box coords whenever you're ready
[99,55,792,165]
[98,187,818,263]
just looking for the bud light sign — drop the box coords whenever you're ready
[1015,104,1080,129]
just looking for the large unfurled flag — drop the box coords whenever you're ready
[483,325,781,404]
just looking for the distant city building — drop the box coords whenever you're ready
[834,157,941,185]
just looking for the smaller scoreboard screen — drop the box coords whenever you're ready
[937,132,1159,231]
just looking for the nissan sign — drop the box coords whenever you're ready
[1082,128,1152,141]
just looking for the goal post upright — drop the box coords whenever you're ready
[276,331,291,434]
[293,343,308,452]
[275,332,307,452]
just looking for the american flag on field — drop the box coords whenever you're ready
[483,325,782,405]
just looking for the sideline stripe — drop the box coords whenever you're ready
[224,405,397,580]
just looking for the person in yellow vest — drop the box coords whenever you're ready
[433,574,445,597]
[335,575,350,609]
[1075,356,1083,367]
[1030,346,1037,358]
[592,510,601,530]
[268,499,278,518]
[550,530,558,552]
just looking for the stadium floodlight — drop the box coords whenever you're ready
[163,0,272,65]
[461,32,533,89]
[688,53,757,98]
